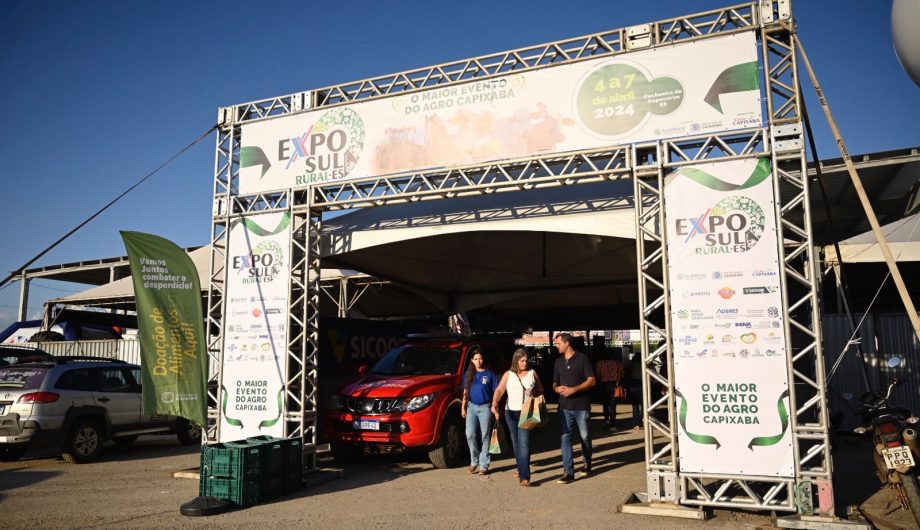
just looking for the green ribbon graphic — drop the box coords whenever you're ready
[221,385,244,428]
[704,61,760,113]
[240,146,271,178]
[230,211,291,237]
[677,390,721,449]
[258,389,285,430]
[747,389,790,450]
[669,157,771,191]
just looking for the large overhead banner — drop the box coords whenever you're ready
[219,212,291,441]
[239,32,761,194]
[664,158,794,478]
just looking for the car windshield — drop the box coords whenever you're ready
[0,367,49,389]
[372,346,462,376]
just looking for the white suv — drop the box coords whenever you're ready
[0,353,200,463]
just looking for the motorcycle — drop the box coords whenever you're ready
[855,356,920,525]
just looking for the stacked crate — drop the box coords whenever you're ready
[199,441,263,507]
[246,435,304,500]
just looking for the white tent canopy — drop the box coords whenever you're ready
[824,212,920,264]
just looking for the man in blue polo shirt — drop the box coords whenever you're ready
[552,332,596,484]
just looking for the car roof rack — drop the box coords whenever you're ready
[54,356,127,364]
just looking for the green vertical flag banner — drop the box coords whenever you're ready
[121,231,208,427]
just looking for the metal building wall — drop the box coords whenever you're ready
[823,313,919,431]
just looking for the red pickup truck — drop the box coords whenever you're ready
[326,335,507,468]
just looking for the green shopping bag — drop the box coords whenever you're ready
[519,394,549,430]
[488,424,508,454]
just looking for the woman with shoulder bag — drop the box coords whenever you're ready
[491,348,544,487]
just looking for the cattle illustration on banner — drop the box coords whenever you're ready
[219,211,291,441]
[240,32,762,194]
[664,158,794,478]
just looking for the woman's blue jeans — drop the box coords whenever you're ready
[465,402,493,470]
[504,409,531,481]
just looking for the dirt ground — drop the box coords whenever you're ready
[0,405,914,529]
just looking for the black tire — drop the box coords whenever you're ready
[28,330,65,342]
[61,419,103,464]
[113,435,139,446]
[0,447,27,462]
[330,442,361,466]
[428,414,464,469]
[898,471,920,527]
[176,420,202,445]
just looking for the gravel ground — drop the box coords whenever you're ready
[0,405,911,529]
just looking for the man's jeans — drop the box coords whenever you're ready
[505,409,531,481]
[465,403,493,470]
[560,408,592,476]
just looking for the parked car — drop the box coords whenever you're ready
[326,335,508,468]
[0,356,201,463]
[0,345,53,366]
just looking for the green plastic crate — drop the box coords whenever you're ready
[199,475,261,507]
[285,438,304,493]
[246,435,285,476]
[263,474,285,501]
[200,441,262,479]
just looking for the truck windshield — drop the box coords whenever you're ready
[372,347,462,376]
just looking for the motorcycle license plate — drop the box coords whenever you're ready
[882,446,915,469]
[353,419,380,431]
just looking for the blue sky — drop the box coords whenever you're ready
[1,0,918,330]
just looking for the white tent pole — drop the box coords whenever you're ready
[797,37,920,342]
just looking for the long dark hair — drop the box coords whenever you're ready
[510,348,528,374]
[463,349,489,391]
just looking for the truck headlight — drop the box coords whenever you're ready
[401,393,437,412]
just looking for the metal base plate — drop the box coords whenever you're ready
[775,515,870,530]
[617,492,708,520]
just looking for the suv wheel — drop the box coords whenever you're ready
[0,447,27,462]
[176,419,202,445]
[62,419,103,463]
[428,414,463,469]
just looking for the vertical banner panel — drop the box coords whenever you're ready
[240,32,761,194]
[121,232,208,427]
[664,158,794,478]
[219,212,291,441]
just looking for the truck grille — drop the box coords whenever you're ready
[343,397,403,415]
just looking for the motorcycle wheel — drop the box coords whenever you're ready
[898,471,920,527]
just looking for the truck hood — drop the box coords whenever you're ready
[341,374,457,398]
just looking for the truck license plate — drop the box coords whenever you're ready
[882,446,916,469]
[353,419,380,431]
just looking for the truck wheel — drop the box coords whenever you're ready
[0,447,27,462]
[113,435,139,446]
[428,414,463,469]
[62,419,103,464]
[899,471,920,527]
[176,420,202,445]
[330,442,360,466]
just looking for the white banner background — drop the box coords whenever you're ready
[664,158,794,478]
[240,32,761,194]
[219,212,291,441]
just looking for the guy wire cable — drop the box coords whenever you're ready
[0,125,217,291]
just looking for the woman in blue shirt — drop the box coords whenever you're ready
[461,350,498,475]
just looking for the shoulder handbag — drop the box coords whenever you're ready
[516,372,549,430]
